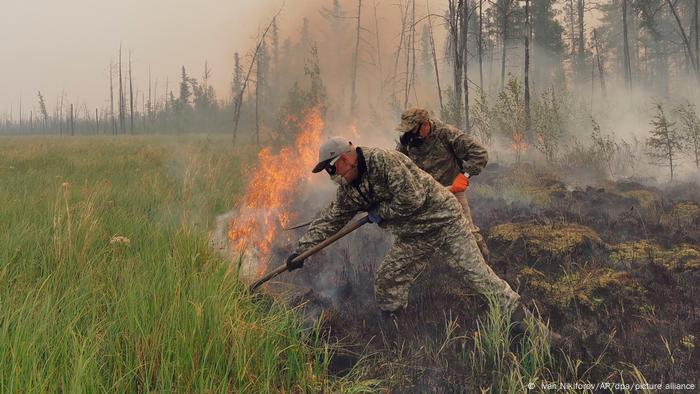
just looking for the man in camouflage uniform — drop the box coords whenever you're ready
[285,136,520,315]
[396,108,491,261]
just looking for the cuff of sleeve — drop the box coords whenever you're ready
[463,166,480,177]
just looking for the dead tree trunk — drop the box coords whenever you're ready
[404,0,416,107]
[524,0,531,135]
[622,0,633,90]
[427,0,444,111]
[232,8,283,145]
[110,62,116,135]
[59,94,64,136]
[448,0,463,123]
[666,0,698,77]
[373,0,384,98]
[392,1,408,108]
[119,45,125,134]
[129,51,135,135]
[351,0,362,115]
[255,61,261,146]
[95,108,99,134]
[577,0,585,81]
[693,0,700,71]
[148,66,152,131]
[462,1,470,131]
[500,3,508,90]
[70,104,74,136]
[593,28,606,97]
[478,0,484,89]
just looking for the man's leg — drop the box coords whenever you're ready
[374,239,429,312]
[439,226,519,311]
[453,191,490,261]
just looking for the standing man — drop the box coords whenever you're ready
[395,108,490,261]
[286,136,530,328]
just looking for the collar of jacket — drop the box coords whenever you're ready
[351,147,367,187]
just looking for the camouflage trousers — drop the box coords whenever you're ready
[453,191,490,261]
[373,216,520,312]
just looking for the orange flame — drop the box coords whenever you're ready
[510,132,529,154]
[227,106,324,276]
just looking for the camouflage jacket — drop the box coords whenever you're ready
[396,119,488,186]
[295,147,463,254]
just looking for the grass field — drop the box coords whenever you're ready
[0,135,372,392]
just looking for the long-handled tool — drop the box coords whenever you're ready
[249,214,370,291]
[282,219,314,230]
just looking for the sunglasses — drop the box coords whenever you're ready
[325,156,341,175]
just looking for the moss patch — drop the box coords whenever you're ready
[518,266,640,311]
[660,201,700,230]
[489,222,605,261]
[610,240,700,272]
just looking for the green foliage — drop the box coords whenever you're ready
[532,88,565,162]
[591,119,619,178]
[470,91,494,145]
[0,136,369,392]
[646,103,683,180]
[468,296,554,393]
[176,66,192,113]
[531,0,565,55]
[440,87,462,128]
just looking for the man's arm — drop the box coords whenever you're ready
[374,151,428,220]
[442,125,489,176]
[294,192,359,254]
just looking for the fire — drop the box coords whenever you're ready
[227,106,324,276]
[510,132,529,158]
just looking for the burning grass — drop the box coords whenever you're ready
[226,106,324,278]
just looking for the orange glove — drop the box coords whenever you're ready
[449,173,469,193]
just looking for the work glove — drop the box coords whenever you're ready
[449,173,470,193]
[367,207,383,224]
[286,252,304,271]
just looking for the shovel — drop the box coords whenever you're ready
[249,214,370,291]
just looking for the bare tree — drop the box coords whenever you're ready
[622,0,632,90]
[351,0,363,115]
[593,28,606,98]
[524,0,531,134]
[70,103,75,136]
[426,0,444,111]
[109,62,116,135]
[232,7,284,145]
[666,0,698,78]
[129,51,135,135]
[119,45,125,133]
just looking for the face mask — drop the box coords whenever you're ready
[400,131,423,147]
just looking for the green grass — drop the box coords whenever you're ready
[0,135,371,392]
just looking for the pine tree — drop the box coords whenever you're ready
[37,91,49,129]
[647,103,683,180]
[531,0,564,55]
[177,66,192,112]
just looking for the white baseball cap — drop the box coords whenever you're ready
[312,136,353,173]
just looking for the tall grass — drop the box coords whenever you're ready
[0,135,371,392]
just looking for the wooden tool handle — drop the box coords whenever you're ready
[248,214,370,291]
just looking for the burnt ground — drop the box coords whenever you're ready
[260,163,700,392]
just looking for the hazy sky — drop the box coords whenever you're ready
[1,0,294,114]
